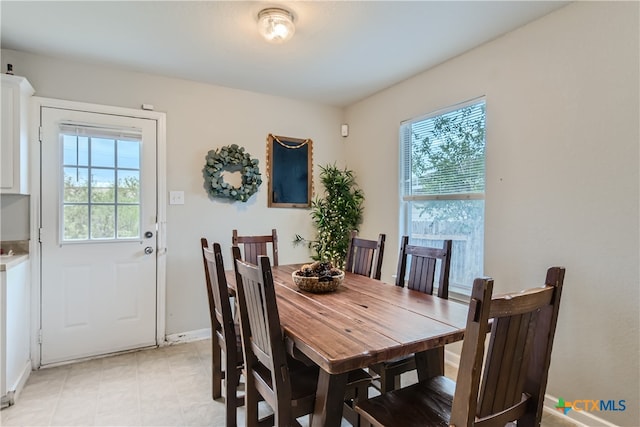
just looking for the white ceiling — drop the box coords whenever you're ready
[0,1,568,107]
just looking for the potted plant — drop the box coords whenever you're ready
[295,164,364,268]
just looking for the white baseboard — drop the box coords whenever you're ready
[543,393,620,427]
[5,359,32,406]
[445,349,460,367]
[164,328,211,345]
[444,351,618,427]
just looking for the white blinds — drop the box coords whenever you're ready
[401,99,485,199]
[59,122,142,141]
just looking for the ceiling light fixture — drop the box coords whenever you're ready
[258,7,295,44]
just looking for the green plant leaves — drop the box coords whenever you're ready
[310,164,364,268]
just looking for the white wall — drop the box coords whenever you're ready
[0,195,29,241]
[344,2,639,425]
[0,48,346,335]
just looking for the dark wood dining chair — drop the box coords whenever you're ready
[232,228,279,266]
[344,231,385,280]
[200,238,244,427]
[355,266,566,427]
[233,249,374,427]
[369,237,453,393]
[232,249,319,426]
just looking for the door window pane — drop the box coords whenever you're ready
[61,130,142,242]
[90,169,115,203]
[91,138,115,168]
[117,205,140,238]
[91,205,115,239]
[117,170,140,203]
[63,205,89,240]
[118,140,140,169]
[63,167,89,203]
[63,135,89,166]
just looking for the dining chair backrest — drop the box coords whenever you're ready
[200,238,219,339]
[232,228,279,266]
[201,240,236,352]
[199,238,243,426]
[233,252,285,379]
[233,249,373,426]
[232,248,318,426]
[395,236,453,299]
[451,266,566,426]
[355,266,565,427]
[369,237,453,393]
[345,231,385,280]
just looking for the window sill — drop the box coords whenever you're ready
[391,274,471,304]
[447,288,471,304]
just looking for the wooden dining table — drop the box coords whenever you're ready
[227,264,469,427]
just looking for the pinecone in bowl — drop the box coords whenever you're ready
[293,262,344,293]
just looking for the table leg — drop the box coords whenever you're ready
[310,370,348,427]
[415,346,445,380]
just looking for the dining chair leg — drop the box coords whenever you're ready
[351,379,370,426]
[245,378,260,427]
[225,369,239,427]
[212,335,222,399]
[378,370,401,394]
[392,375,401,392]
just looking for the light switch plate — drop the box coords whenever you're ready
[169,191,185,205]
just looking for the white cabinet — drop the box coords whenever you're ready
[1,75,34,194]
[1,258,31,408]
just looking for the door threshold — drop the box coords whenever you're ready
[39,344,158,369]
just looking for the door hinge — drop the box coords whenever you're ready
[38,126,43,142]
[39,227,44,243]
[38,329,43,344]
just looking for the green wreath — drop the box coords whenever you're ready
[203,144,262,202]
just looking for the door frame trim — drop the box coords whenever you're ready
[29,97,167,368]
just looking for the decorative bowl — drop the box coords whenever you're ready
[292,270,344,293]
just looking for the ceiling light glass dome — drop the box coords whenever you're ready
[258,8,295,43]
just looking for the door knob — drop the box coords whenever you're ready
[144,246,154,255]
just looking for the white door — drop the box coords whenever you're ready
[40,106,158,365]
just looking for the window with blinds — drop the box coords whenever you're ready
[400,99,485,297]
[60,123,142,242]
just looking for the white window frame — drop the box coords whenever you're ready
[59,124,143,243]
[399,97,486,299]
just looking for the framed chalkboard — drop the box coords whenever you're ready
[267,134,313,208]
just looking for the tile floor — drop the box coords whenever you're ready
[1,340,577,427]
